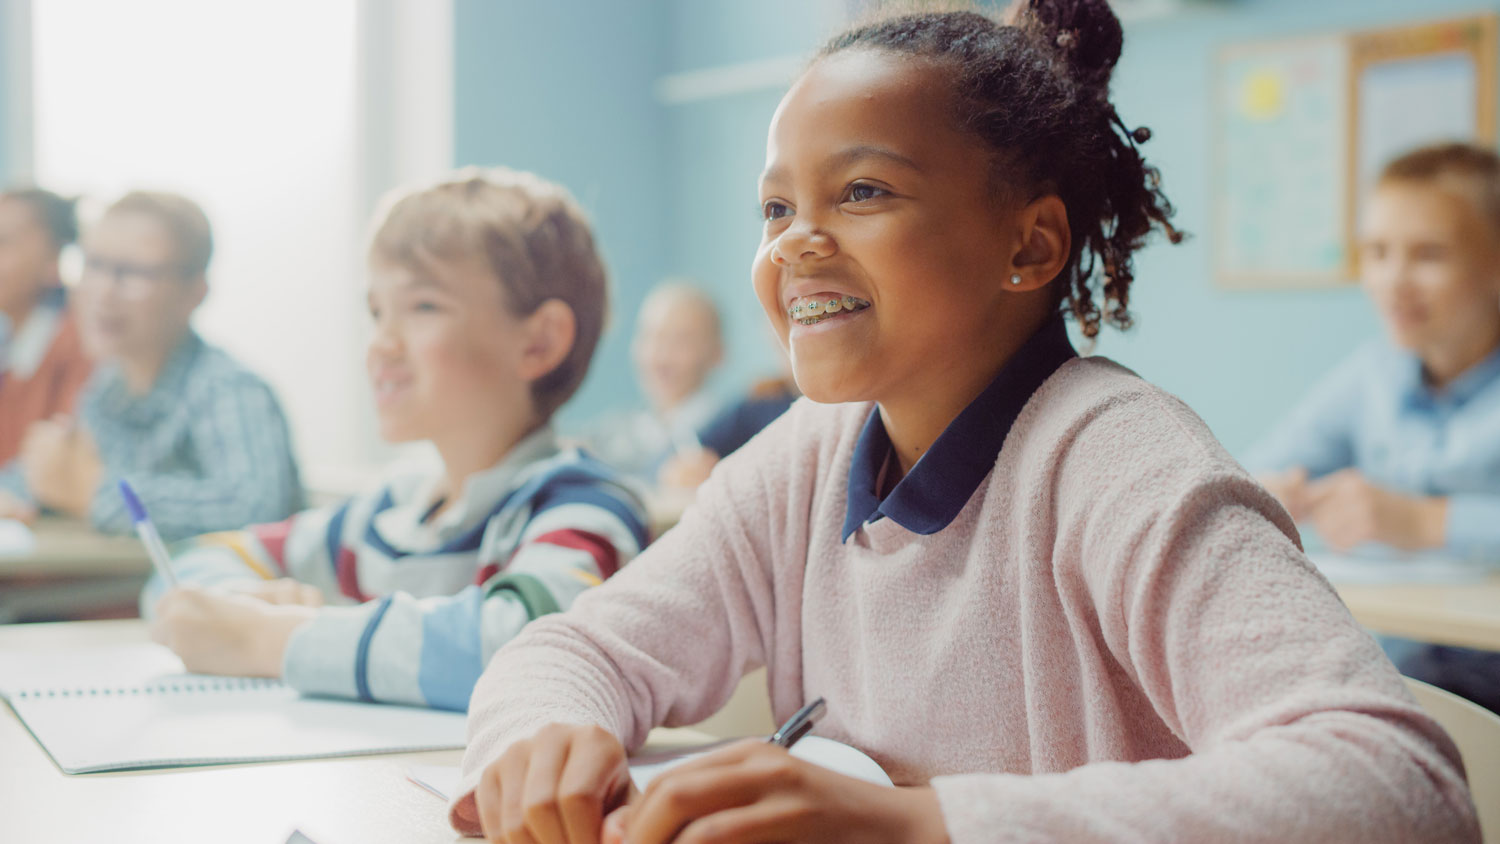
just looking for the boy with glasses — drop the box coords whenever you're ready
[0,191,302,539]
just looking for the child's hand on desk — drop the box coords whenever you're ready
[1304,468,1446,552]
[1256,467,1309,520]
[0,490,37,524]
[19,416,102,519]
[602,740,949,844]
[149,586,315,677]
[474,722,636,844]
[657,448,721,491]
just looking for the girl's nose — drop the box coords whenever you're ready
[772,221,836,266]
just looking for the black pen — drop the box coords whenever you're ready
[768,696,826,749]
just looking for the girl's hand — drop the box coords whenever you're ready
[1304,469,1446,551]
[149,586,314,676]
[604,740,950,844]
[475,722,636,844]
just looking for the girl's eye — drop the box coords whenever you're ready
[411,301,441,313]
[1413,245,1448,262]
[762,200,793,222]
[844,183,888,203]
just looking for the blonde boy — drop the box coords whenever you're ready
[145,169,648,711]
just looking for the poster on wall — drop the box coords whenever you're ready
[1216,37,1350,288]
[1214,15,1497,289]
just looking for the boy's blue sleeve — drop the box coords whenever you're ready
[0,460,29,499]
[1241,349,1368,478]
[1445,494,1500,561]
[280,479,648,710]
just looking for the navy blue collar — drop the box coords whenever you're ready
[842,317,1077,541]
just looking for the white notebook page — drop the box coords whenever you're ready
[0,643,466,773]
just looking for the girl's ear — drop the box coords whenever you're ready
[1008,194,1071,291]
[518,299,577,383]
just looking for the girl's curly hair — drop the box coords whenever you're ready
[821,0,1184,337]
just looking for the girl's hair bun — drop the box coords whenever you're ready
[1014,0,1123,92]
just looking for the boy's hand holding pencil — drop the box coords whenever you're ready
[149,586,315,677]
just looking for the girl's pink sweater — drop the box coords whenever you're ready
[451,357,1478,842]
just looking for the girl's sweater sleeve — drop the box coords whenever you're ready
[930,391,1479,843]
[448,447,784,834]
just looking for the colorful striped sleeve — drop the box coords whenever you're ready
[280,471,648,711]
[138,499,352,617]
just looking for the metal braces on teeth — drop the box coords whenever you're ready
[790,296,869,325]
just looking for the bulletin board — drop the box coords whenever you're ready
[1214,15,1498,289]
[1216,36,1350,288]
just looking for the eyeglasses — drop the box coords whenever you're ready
[79,255,190,300]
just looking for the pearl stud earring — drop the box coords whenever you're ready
[1010,274,1022,286]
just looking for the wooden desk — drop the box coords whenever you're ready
[2,517,150,577]
[0,620,713,844]
[1337,575,1500,652]
[0,519,149,622]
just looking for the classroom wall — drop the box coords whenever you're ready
[452,1,1500,448]
[662,0,850,402]
[451,0,671,426]
[656,0,1500,456]
[0,3,14,183]
[1101,0,1500,456]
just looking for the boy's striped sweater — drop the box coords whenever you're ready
[143,427,648,711]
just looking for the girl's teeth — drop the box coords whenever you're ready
[787,295,870,324]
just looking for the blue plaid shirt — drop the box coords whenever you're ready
[1245,339,1500,561]
[18,331,304,540]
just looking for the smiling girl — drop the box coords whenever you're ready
[452,4,1478,842]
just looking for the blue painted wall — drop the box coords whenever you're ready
[452,1,671,425]
[0,12,9,183]
[454,0,1500,450]
[1102,0,1500,456]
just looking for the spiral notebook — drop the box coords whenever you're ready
[0,644,466,774]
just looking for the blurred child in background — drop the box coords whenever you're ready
[0,188,92,518]
[657,354,798,491]
[1249,142,1500,713]
[1,191,301,538]
[579,281,723,481]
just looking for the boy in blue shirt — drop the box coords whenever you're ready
[1249,142,1500,711]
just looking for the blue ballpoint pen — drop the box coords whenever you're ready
[118,479,178,587]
